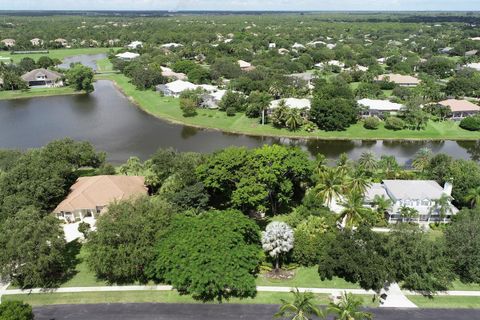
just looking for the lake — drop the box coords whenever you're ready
[58,53,107,71]
[0,80,479,164]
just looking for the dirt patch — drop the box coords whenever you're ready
[263,269,295,280]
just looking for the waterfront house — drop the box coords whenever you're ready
[54,38,68,47]
[156,80,198,97]
[357,99,405,117]
[201,90,227,109]
[375,74,420,87]
[21,68,63,88]
[437,99,480,119]
[160,66,187,81]
[30,38,43,46]
[364,180,458,224]
[269,98,311,115]
[115,52,140,60]
[1,39,15,48]
[127,41,143,49]
[54,175,148,223]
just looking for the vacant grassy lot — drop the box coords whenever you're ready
[408,295,480,308]
[4,47,117,63]
[96,57,115,73]
[97,73,480,141]
[0,87,79,100]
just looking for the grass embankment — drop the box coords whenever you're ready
[0,87,80,100]
[408,295,480,308]
[3,291,377,307]
[96,58,115,73]
[97,73,480,141]
[4,47,118,63]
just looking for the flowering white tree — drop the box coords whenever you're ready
[262,222,294,272]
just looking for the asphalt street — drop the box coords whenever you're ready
[33,303,480,320]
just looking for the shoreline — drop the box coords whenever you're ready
[100,78,480,142]
[0,88,84,101]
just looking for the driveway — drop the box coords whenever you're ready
[33,303,480,320]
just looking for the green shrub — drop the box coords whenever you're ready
[460,116,480,131]
[385,116,405,130]
[0,301,34,320]
[180,98,197,117]
[363,116,380,130]
[226,107,236,116]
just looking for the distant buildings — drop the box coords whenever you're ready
[1,38,15,47]
[237,60,255,71]
[127,41,143,49]
[269,98,311,111]
[357,99,405,117]
[160,66,187,81]
[21,68,63,88]
[156,80,198,97]
[30,38,43,46]
[115,52,140,60]
[437,99,480,119]
[54,38,68,47]
[375,74,420,87]
[161,43,183,49]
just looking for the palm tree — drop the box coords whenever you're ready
[465,186,480,208]
[347,170,371,195]
[378,155,400,179]
[412,147,432,173]
[328,292,372,320]
[337,153,352,175]
[398,205,419,223]
[372,195,393,221]
[358,152,377,174]
[285,109,303,131]
[275,288,324,320]
[316,167,346,209]
[269,82,283,99]
[338,191,372,228]
[430,193,453,221]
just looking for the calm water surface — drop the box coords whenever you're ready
[0,80,479,164]
[57,53,107,71]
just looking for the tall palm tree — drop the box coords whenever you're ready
[337,153,352,176]
[328,292,372,320]
[338,191,372,228]
[465,186,480,208]
[275,288,324,320]
[285,109,303,131]
[372,195,393,221]
[358,152,377,174]
[412,147,432,173]
[347,170,371,196]
[316,167,346,209]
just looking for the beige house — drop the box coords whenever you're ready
[438,99,480,119]
[21,68,63,88]
[30,38,43,46]
[54,38,68,47]
[54,175,148,223]
[375,74,420,87]
[1,38,15,47]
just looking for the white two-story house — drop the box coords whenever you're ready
[365,180,458,224]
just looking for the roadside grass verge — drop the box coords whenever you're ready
[3,291,377,307]
[408,295,480,308]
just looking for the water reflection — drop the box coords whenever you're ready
[0,80,478,164]
[57,53,107,71]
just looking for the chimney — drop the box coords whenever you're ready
[443,180,453,196]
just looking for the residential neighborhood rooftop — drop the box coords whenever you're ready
[438,99,480,112]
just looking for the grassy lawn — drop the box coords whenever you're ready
[96,73,480,141]
[4,48,117,63]
[96,58,114,73]
[0,86,80,100]
[3,291,377,307]
[256,267,359,289]
[449,280,480,291]
[408,295,480,308]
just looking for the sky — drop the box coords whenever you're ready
[0,0,479,11]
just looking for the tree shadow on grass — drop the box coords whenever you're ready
[59,239,82,285]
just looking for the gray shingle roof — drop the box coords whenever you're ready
[21,68,62,82]
[383,180,445,200]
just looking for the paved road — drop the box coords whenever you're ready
[33,303,480,320]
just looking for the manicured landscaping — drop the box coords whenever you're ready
[97,73,480,141]
[96,58,115,73]
[256,267,359,289]
[5,47,117,64]
[408,295,480,308]
[2,291,377,307]
[0,86,80,100]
